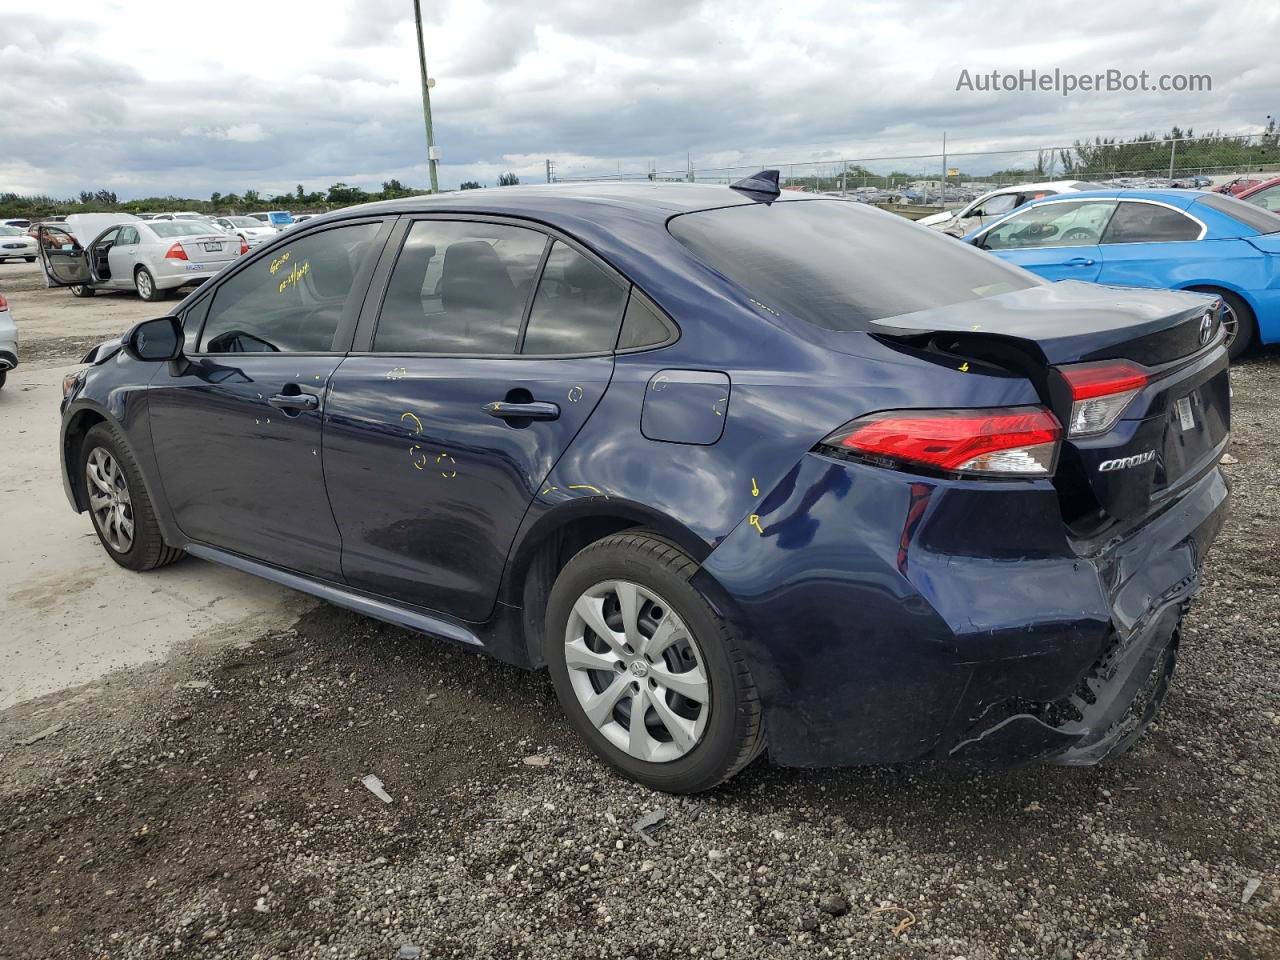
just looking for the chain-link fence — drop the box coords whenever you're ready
[552,132,1280,208]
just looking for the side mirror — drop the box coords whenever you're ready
[123,316,184,362]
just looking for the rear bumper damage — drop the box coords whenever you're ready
[700,453,1228,769]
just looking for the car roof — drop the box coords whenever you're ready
[329,181,797,228]
[1237,176,1280,198]
[1019,188,1204,207]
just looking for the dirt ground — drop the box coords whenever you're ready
[0,269,1277,959]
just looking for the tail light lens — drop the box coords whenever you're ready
[1058,360,1148,438]
[239,238,249,255]
[164,243,188,261]
[821,406,1062,478]
[0,294,7,310]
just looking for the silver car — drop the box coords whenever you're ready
[0,289,16,389]
[38,214,244,301]
[0,225,38,262]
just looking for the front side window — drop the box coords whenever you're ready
[980,200,1117,250]
[199,222,380,353]
[521,242,628,355]
[1101,202,1201,243]
[970,193,1018,218]
[373,220,547,354]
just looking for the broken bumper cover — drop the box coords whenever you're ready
[700,453,1228,769]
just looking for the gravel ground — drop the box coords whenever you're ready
[0,347,1276,959]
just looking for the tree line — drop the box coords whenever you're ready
[0,173,522,219]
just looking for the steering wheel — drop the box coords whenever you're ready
[1061,227,1095,243]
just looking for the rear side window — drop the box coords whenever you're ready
[521,242,628,355]
[199,222,380,353]
[374,220,547,354]
[1197,192,1280,234]
[668,199,1036,331]
[1102,202,1202,243]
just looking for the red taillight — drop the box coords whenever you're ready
[239,238,249,255]
[1058,360,1148,437]
[822,406,1062,477]
[0,293,7,310]
[164,243,188,261]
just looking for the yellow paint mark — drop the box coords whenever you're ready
[748,514,764,536]
[958,362,969,373]
[437,453,457,478]
[410,444,427,470]
[567,483,604,497]
[269,251,291,275]
[541,486,558,496]
[277,260,310,293]
[750,477,759,497]
[400,411,424,435]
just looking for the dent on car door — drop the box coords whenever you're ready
[323,219,626,623]
[144,219,390,578]
[37,225,92,286]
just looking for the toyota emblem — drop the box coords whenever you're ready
[1198,312,1214,346]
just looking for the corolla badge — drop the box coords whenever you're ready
[1199,311,1214,346]
[1098,450,1156,472]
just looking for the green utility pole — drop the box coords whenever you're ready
[412,0,439,193]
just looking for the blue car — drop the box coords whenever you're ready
[49,174,1229,792]
[965,188,1280,358]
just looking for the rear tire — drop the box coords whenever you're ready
[70,285,95,298]
[1192,288,1255,360]
[0,370,6,389]
[81,422,184,571]
[134,266,164,302]
[544,530,765,793]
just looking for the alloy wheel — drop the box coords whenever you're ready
[564,580,710,763]
[1221,300,1238,349]
[136,270,153,299]
[86,447,134,553]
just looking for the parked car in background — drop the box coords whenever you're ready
[290,213,322,226]
[38,214,246,301]
[1236,177,1280,214]
[966,188,1280,357]
[212,215,279,248]
[0,225,39,262]
[0,290,16,390]
[135,213,158,220]
[149,211,206,222]
[1213,177,1266,197]
[917,181,1104,236]
[55,178,1229,792]
[248,210,295,229]
[2,218,32,229]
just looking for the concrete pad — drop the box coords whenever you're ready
[0,364,311,708]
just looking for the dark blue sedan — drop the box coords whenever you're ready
[51,175,1229,792]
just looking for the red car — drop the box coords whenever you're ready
[1213,176,1267,196]
[1235,176,1280,213]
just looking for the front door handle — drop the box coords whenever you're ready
[483,400,560,421]
[1063,257,1095,267]
[268,392,319,410]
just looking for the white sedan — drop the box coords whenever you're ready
[917,180,1106,236]
[211,215,279,248]
[0,225,38,262]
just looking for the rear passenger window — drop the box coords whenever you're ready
[1102,203,1201,243]
[521,242,628,355]
[617,291,674,350]
[199,223,380,353]
[374,221,547,354]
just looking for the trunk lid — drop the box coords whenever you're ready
[870,280,1230,534]
[177,234,235,263]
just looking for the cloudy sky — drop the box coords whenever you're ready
[2,0,1277,199]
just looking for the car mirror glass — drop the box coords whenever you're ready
[123,316,184,362]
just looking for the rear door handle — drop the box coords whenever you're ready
[1064,257,1095,266]
[484,400,560,421]
[268,392,319,410]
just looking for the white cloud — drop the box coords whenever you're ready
[0,0,1276,199]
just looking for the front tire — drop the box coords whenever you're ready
[81,423,184,571]
[24,256,36,263]
[544,531,765,793]
[134,266,164,302]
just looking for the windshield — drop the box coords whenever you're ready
[668,199,1036,330]
[149,222,222,238]
[0,226,25,236]
[228,216,262,226]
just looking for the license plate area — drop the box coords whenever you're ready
[1175,396,1195,431]
[203,242,222,252]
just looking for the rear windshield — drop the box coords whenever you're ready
[1196,192,1280,234]
[149,222,219,238]
[227,216,261,226]
[0,226,25,236]
[267,212,294,225]
[668,199,1036,330]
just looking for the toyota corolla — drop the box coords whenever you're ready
[54,175,1229,792]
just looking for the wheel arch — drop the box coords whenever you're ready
[62,406,110,512]
[502,499,714,668]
